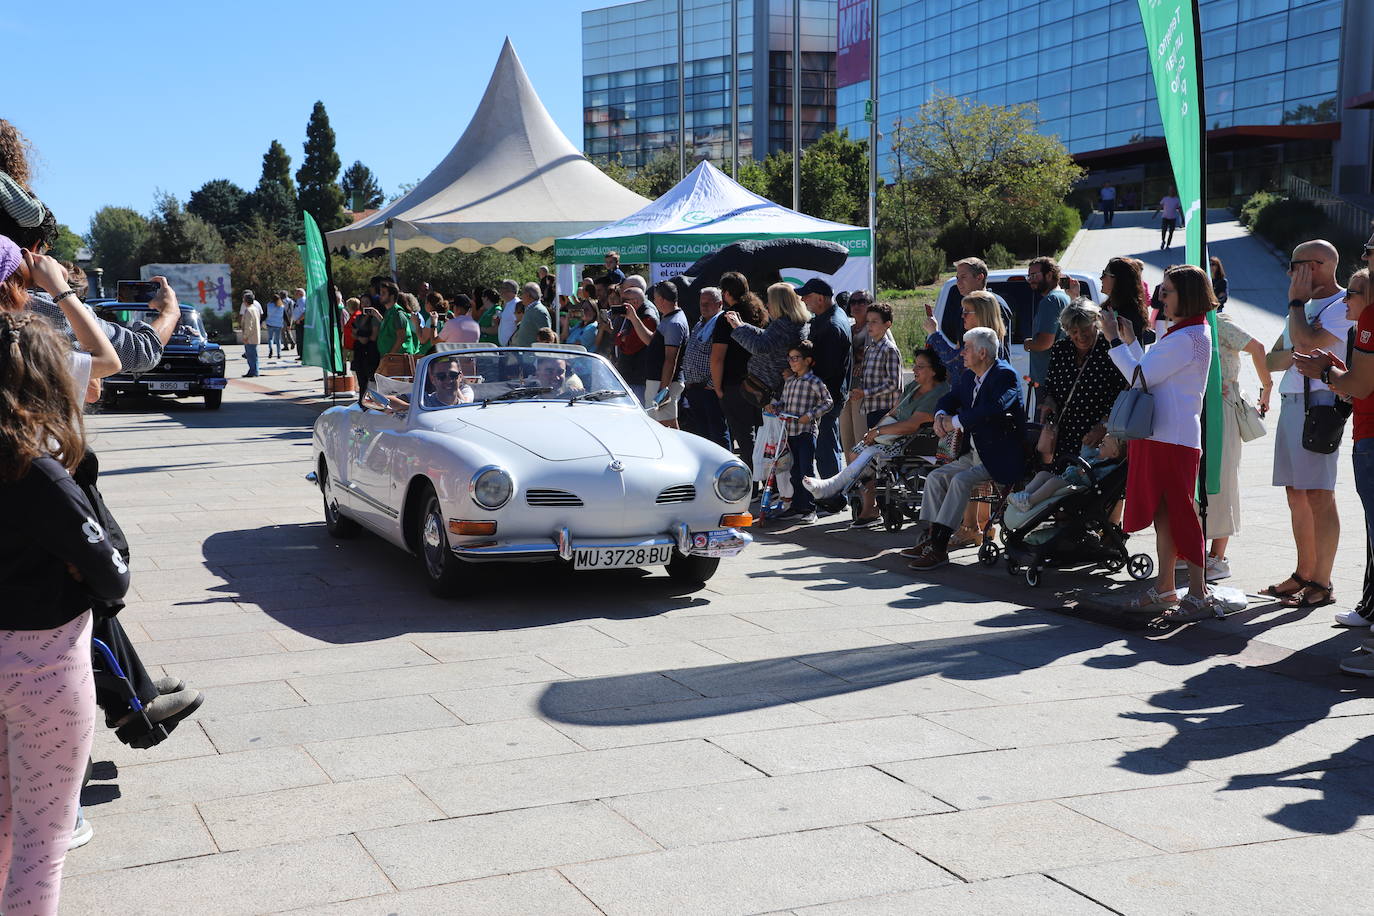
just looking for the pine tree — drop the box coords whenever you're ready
[245,140,297,239]
[297,101,347,231]
[340,160,384,211]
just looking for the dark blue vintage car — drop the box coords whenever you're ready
[94,304,228,409]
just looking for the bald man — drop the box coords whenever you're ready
[1266,238,1351,609]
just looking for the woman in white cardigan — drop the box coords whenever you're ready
[1103,264,1217,619]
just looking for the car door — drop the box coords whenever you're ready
[346,405,407,536]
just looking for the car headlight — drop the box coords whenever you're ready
[199,349,225,364]
[714,463,751,503]
[469,466,513,510]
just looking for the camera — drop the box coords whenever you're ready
[608,305,628,316]
[116,279,160,304]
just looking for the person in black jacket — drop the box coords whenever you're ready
[797,278,853,493]
[0,310,129,915]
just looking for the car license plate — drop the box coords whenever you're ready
[147,381,190,391]
[573,545,674,569]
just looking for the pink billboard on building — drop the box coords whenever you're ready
[836,0,871,89]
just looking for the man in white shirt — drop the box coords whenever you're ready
[291,288,308,360]
[497,279,520,345]
[1268,239,1350,610]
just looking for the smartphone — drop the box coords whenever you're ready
[117,279,160,303]
[1058,277,1073,291]
[652,387,671,407]
[923,302,934,317]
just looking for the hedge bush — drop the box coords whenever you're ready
[1241,191,1367,284]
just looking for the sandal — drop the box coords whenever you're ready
[1259,572,1308,607]
[1162,591,1222,622]
[1124,587,1179,612]
[1298,582,1336,609]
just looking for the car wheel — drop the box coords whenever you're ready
[415,488,464,598]
[319,461,361,539]
[205,389,223,409]
[665,549,720,584]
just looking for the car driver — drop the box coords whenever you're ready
[424,356,474,407]
[533,356,584,396]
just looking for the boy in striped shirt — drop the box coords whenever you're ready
[769,340,834,523]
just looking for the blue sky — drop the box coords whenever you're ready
[8,0,606,235]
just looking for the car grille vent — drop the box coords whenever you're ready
[526,488,583,507]
[656,484,696,504]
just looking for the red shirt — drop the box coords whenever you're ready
[1353,306,1374,442]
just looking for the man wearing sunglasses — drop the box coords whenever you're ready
[423,356,474,407]
[1263,239,1350,611]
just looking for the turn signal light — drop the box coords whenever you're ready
[720,513,753,528]
[448,520,497,536]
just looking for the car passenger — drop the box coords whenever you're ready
[533,356,585,396]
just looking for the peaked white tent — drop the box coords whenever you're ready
[326,38,650,255]
[555,160,872,291]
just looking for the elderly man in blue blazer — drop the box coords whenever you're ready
[907,326,1026,570]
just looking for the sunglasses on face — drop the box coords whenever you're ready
[432,370,462,381]
[961,309,976,316]
[1289,259,1321,271]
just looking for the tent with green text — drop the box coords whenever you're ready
[555,160,872,293]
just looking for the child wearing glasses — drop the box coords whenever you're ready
[767,340,833,523]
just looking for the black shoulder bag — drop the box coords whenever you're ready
[1302,327,1355,454]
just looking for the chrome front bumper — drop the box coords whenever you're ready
[451,524,752,562]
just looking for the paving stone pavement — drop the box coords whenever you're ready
[61,230,1374,914]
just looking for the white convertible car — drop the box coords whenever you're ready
[311,346,754,595]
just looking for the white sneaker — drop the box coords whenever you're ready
[1335,608,1373,628]
[68,809,93,850]
[1204,556,1231,582]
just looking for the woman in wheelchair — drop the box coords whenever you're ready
[804,347,949,527]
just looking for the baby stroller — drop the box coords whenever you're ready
[986,453,1154,588]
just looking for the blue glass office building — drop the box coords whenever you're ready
[835,0,1373,202]
[583,1,839,169]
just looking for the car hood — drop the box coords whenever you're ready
[436,404,665,461]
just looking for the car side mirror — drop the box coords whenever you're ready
[360,388,394,413]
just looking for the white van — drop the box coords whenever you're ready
[931,268,1103,399]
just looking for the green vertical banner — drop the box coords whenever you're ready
[300,211,343,373]
[1138,0,1222,495]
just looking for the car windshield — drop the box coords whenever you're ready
[411,348,637,410]
[96,305,206,339]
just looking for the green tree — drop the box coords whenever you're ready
[340,160,384,211]
[51,223,83,261]
[187,179,248,243]
[244,140,297,239]
[888,94,1084,256]
[743,131,869,225]
[590,149,680,199]
[141,191,227,265]
[297,101,347,231]
[87,206,151,281]
[227,216,301,298]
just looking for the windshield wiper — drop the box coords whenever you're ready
[567,388,625,404]
[483,385,552,406]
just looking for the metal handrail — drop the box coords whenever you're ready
[1284,175,1374,239]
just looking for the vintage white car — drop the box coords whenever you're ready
[311,346,754,595]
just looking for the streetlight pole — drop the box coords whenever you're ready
[678,0,686,179]
[731,0,738,176]
[868,0,878,293]
[792,0,801,211]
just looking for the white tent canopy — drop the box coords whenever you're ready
[555,161,872,291]
[326,38,650,255]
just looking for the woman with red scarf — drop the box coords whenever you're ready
[1103,264,1217,619]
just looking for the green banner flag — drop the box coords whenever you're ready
[1138,0,1223,495]
[300,211,343,373]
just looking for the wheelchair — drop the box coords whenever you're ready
[839,425,941,532]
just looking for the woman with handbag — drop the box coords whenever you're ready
[0,310,130,915]
[1200,309,1273,579]
[713,273,767,471]
[1104,264,1218,619]
[722,281,807,410]
[1038,298,1128,470]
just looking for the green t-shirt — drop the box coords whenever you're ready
[892,381,949,423]
[378,303,419,355]
[477,304,502,344]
